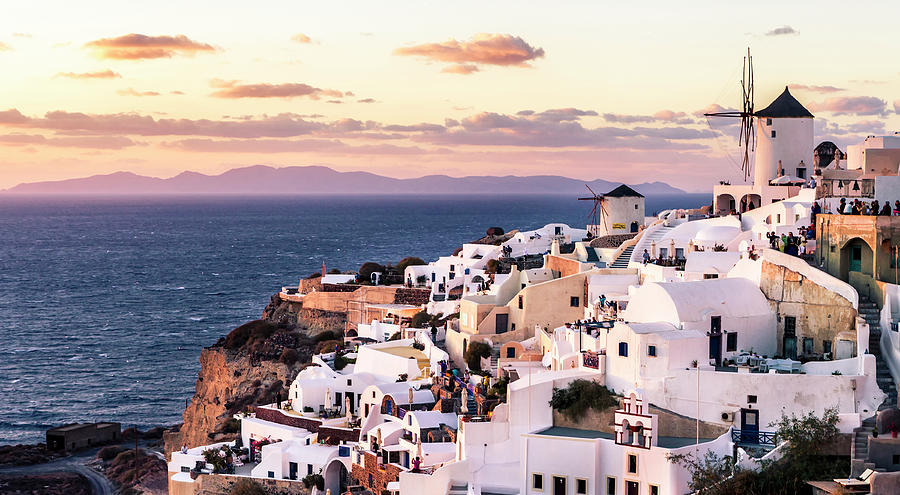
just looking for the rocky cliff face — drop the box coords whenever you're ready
[164,295,326,455]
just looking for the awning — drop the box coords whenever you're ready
[382,444,406,452]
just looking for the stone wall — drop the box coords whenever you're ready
[254,408,360,444]
[170,472,312,495]
[350,451,404,494]
[552,404,728,439]
[759,259,857,356]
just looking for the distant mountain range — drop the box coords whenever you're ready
[3,165,687,195]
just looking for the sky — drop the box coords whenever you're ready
[0,0,898,192]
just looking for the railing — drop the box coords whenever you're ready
[732,429,777,447]
[582,351,599,369]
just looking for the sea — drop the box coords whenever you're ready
[0,193,708,445]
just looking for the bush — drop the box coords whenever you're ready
[388,332,402,341]
[485,259,500,273]
[334,355,349,370]
[486,227,505,236]
[302,472,324,490]
[303,406,314,413]
[314,330,339,342]
[279,348,299,365]
[549,379,618,420]
[223,320,277,350]
[230,478,266,495]
[306,272,322,279]
[222,418,241,434]
[359,262,386,283]
[411,311,434,329]
[464,341,492,371]
[396,256,426,274]
[411,341,425,351]
[396,373,408,382]
[315,339,341,354]
[98,445,127,461]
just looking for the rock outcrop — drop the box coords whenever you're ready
[163,303,324,455]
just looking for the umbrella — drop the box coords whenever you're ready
[416,437,423,460]
[770,175,803,185]
[460,388,468,414]
[408,387,414,405]
[650,241,657,258]
[324,388,331,409]
[669,239,675,258]
[345,396,352,419]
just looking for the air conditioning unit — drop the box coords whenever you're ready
[721,411,735,422]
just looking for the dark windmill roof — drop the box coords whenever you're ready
[605,184,644,198]
[754,86,814,118]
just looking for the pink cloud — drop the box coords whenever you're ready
[789,84,844,94]
[394,33,544,72]
[0,133,136,149]
[809,96,887,115]
[209,79,345,99]
[441,64,479,75]
[117,88,162,97]
[56,69,121,79]
[291,33,312,43]
[84,34,216,60]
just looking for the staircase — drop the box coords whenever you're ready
[610,245,634,268]
[626,224,677,266]
[448,483,468,495]
[489,343,501,377]
[858,297,898,411]
[851,297,897,466]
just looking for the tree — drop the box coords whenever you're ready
[464,341,492,371]
[548,379,618,420]
[667,450,736,494]
[770,407,840,458]
[485,259,500,274]
[396,256,426,274]
[359,262,385,283]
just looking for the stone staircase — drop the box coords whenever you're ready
[851,297,897,466]
[626,225,676,265]
[610,245,634,268]
[858,297,898,411]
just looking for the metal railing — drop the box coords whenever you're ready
[731,429,777,447]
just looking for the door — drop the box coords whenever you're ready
[836,340,854,359]
[740,408,759,444]
[850,246,862,272]
[495,313,508,334]
[630,221,639,233]
[783,316,797,360]
[626,480,639,495]
[289,462,298,480]
[709,316,722,366]
[553,476,566,495]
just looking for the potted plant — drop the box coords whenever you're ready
[872,427,879,438]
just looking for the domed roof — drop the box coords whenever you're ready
[754,86,814,118]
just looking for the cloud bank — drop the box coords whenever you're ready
[85,34,216,60]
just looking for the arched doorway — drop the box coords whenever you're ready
[839,237,874,283]
[740,194,761,212]
[324,459,349,495]
[630,221,639,233]
[715,194,735,216]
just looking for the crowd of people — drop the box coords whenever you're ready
[766,228,813,256]
[835,198,900,216]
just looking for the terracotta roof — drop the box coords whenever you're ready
[754,86,814,118]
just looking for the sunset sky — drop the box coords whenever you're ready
[1,0,898,192]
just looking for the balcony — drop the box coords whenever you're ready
[731,429,777,448]
[817,178,874,199]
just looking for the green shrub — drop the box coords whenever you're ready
[464,341,492,371]
[549,379,618,420]
[222,418,241,434]
[411,311,434,329]
[302,472,324,490]
[485,259,500,273]
[359,262,386,283]
[98,445,126,461]
[388,332,402,341]
[412,341,425,351]
[334,355,349,370]
[315,339,341,354]
[314,330,339,342]
[223,320,277,350]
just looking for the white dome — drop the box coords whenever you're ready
[694,225,739,242]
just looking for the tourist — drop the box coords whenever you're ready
[895,201,900,216]
[642,249,650,264]
[599,294,607,309]
[873,200,880,216]
[844,200,853,214]
[839,198,846,215]
[882,202,892,216]
[181,443,188,454]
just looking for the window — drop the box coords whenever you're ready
[803,337,814,355]
[618,342,628,357]
[532,473,544,491]
[607,476,617,495]
[747,395,757,404]
[518,295,523,309]
[726,333,737,352]
[850,246,862,272]
[703,273,718,279]
[506,347,516,358]
[570,296,580,307]
[659,248,667,258]
[823,340,833,355]
[268,471,275,479]
[771,130,776,138]
[181,466,190,472]
[796,168,806,179]
[307,464,313,475]
[650,485,659,495]
[893,454,900,464]
[711,316,721,333]
[449,272,455,280]
[647,345,657,357]
[576,478,588,494]
[766,118,772,125]
[553,476,567,495]
[628,454,638,473]
[675,248,684,259]
[635,204,639,209]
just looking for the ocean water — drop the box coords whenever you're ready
[0,193,708,445]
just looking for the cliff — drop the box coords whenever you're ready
[164,296,328,455]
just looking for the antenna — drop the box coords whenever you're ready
[705,47,756,182]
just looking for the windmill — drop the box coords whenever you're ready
[705,47,756,182]
[578,185,609,237]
